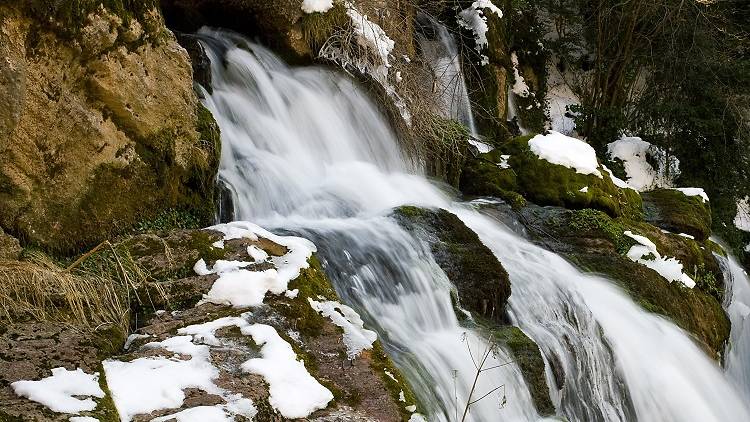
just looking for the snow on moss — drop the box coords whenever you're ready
[528,131,602,177]
[623,231,695,288]
[302,0,334,14]
[308,298,377,359]
[241,324,334,418]
[11,368,104,414]
[458,0,503,65]
[672,187,709,203]
[606,136,680,191]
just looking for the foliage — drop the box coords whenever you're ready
[135,208,203,233]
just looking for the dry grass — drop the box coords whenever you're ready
[0,243,165,334]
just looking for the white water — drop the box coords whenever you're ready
[719,251,750,398]
[416,15,478,136]
[199,29,750,421]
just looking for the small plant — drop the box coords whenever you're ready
[453,332,511,421]
[135,209,202,233]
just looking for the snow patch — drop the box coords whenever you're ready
[468,139,493,153]
[301,0,334,14]
[497,154,510,169]
[458,0,503,65]
[623,231,695,288]
[11,368,104,414]
[601,164,634,190]
[579,186,589,193]
[241,324,333,418]
[195,222,315,308]
[606,136,680,191]
[528,131,602,177]
[308,298,377,359]
[672,187,709,203]
[735,197,750,232]
[510,52,530,97]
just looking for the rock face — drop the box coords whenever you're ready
[0,2,220,253]
[642,189,712,241]
[393,206,512,321]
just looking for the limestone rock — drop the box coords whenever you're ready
[0,3,220,253]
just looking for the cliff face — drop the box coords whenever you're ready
[0,2,220,253]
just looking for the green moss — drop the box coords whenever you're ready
[569,209,636,254]
[23,0,160,40]
[298,3,348,52]
[419,116,472,187]
[393,206,511,321]
[271,256,337,338]
[489,325,554,416]
[497,135,643,219]
[370,340,420,421]
[642,189,712,240]
[135,209,202,233]
[90,364,122,422]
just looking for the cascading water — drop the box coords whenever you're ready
[457,208,750,421]
[718,250,750,398]
[198,28,750,421]
[199,29,539,422]
[416,14,477,136]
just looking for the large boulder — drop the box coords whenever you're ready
[0,2,220,253]
[642,188,712,241]
[461,135,643,219]
[392,206,511,322]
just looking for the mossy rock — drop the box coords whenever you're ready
[515,204,729,355]
[392,206,511,321]
[459,149,527,209]
[642,189,712,241]
[506,135,642,219]
[491,325,554,416]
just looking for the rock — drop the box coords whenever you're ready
[0,322,123,421]
[492,326,555,416]
[0,2,220,253]
[392,206,511,321]
[506,203,730,356]
[0,228,21,260]
[175,32,212,93]
[161,0,312,63]
[642,188,712,241]
[461,135,643,219]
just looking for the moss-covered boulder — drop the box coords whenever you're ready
[0,228,21,260]
[0,2,220,254]
[642,189,712,241]
[461,135,642,219]
[392,206,511,321]
[491,326,554,416]
[514,204,729,355]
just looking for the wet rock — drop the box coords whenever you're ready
[492,326,555,416]
[642,189,712,241]
[393,206,511,321]
[175,32,213,93]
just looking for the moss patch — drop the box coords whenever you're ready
[642,189,712,240]
[489,325,554,416]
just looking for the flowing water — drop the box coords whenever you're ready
[718,250,750,398]
[198,28,750,421]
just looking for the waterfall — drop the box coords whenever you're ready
[416,14,477,137]
[198,28,750,421]
[718,251,750,397]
